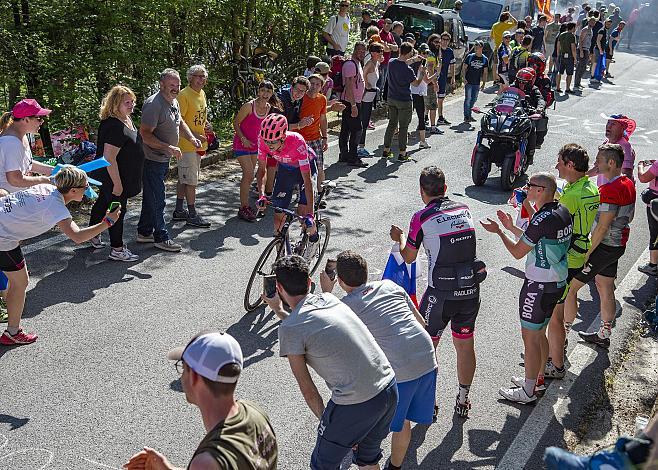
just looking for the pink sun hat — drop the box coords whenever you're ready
[12,99,52,119]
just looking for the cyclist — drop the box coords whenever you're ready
[390,166,486,418]
[256,114,318,257]
[547,144,599,379]
[481,173,572,404]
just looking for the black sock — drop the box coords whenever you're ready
[175,198,184,211]
[386,463,402,470]
[187,204,197,218]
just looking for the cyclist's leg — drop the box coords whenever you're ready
[265,156,277,195]
[271,165,295,234]
[449,296,479,388]
[237,153,256,208]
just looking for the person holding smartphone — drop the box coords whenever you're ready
[88,85,145,262]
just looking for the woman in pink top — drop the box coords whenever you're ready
[232,81,282,222]
[637,158,658,274]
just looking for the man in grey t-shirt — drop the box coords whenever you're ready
[263,255,397,470]
[137,68,201,253]
[321,250,437,470]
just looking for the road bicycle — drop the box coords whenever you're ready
[243,180,336,312]
[229,56,267,105]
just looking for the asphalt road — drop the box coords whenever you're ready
[2,35,658,470]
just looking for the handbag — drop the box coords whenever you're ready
[641,188,658,205]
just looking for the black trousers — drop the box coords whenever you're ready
[90,183,129,248]
[339,101,363,162]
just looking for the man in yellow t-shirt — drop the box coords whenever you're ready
[174,64,211,227]
[490,12,518,80]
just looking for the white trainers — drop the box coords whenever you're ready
[302,240,319,261]
[499,385,537,404]
[108,247,139,262]
[419,141,431,149]
[136,233,155,243]
[544,360,566,379]
[90,235,105,249]
[510,376,546,393]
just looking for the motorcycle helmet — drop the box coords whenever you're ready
[528,52,547,76]
[260,113,288,141]
[516,67,537,90]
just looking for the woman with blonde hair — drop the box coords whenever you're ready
[0,165,120,345]
[88,85,145,261]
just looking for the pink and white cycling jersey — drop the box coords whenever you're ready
[407,198,477,289]
[257,131,314,172]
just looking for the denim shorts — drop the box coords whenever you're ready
[390,368,437,432]
[311,379,398,470]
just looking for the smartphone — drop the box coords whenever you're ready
[263,275,277,298]
[108,201,121,212]
[325,259,337,281]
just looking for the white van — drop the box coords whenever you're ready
[426,0,534,55]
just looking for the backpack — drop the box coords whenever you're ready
[319,15,337,46]
[329,56,356,94]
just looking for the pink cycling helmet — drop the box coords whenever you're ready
[260,114,288,141]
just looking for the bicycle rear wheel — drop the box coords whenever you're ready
[309,218,331,276]
[244,238,284,312]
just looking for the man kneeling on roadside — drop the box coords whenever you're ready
[320,250,437,470]
[124,331,278,470]
[263,255,397,470]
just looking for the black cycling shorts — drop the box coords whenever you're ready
[0,245,25,272]
[419,286,480,340]
[518,279,564,330]
[573,243,626,284]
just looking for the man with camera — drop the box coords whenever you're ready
[262,255,397,470]
[320,250,437,470]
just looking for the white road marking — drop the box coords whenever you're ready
[496,247,649,470]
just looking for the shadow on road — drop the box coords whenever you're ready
[0,414,29,431]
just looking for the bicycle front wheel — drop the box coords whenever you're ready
[244,238,284,312]
[309,218,331,276]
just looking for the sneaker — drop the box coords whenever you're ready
[186,215,211,228]
[154,239,182,253]
[368,120,375,130]
[511,376,546,394]
[565,89,575,94]
[397,153,411,162]
[108,247,139,262]
[468,116,478,122]
[357,147,371,157]
[429,126,444,135]
[498,385,537,404]
[318,200,327,209]
[638,263,658,276]
[347,159,368,168]
[556,88,563,93]
[90,235,105,249]
[544,360,566,379]
[303,240,319,261]
[172,209,189,221]
[437,116,451,125]
[578,331,610,349]
[238,206,257,222]
[382,150,394,159]
[136,233,154,243]
[419,141,431,149]
[1,329,38,345]
[454,396,471,418]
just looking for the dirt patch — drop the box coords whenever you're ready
[568,301,658,454]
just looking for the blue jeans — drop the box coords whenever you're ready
[137,159,170,243]
[464,84,480,119]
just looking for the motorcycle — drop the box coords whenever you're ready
[470,87,541,191]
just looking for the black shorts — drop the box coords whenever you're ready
[419,286,480,339]
[647,206,658,251]
[519,279,564,330]
[0,245,25,272]
[558,56,575,75]
[573,243,626,283]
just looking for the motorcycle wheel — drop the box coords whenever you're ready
[472,148,489,186]
[501,154,517,191]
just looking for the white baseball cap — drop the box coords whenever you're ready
[167,331,243,383]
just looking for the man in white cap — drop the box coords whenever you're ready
[124,331,278,470]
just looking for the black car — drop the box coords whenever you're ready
[384,2,469,70]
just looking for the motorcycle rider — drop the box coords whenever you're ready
[527,53,553,148]
[512,67,545,165]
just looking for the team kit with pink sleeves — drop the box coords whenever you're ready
[258,131,317,209]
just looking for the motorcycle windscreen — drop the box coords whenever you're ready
[495,87,526,114]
